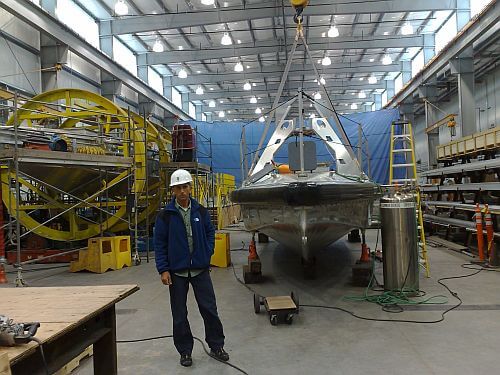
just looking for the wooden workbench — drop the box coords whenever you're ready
[0,285,139,375]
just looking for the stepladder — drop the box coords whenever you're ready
[389,121,430,277]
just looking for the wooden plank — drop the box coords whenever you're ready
[0,353,12,375]
[266,296,296,310]
[54,346,93,375]
[0,285,138,365]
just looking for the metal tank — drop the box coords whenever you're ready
[380,192,419,291]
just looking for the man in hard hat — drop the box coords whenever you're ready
[154,169,228,367]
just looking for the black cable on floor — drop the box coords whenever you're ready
[117,335,248,374]
[30,337,49,375]
[230,260,485,324]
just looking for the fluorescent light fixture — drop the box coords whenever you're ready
[252,83,256,87]
[351,103,358,110]
[178,68,188,79]
[114,0,128,16]
[195,86,204,95]
[382,55,393,65]
[152,38,164,52]
[255,107,262,114]
[243,81,251,91]
[258,116,265,122]
[218,111,225,118]
[368,75,377,84]
[178,46,183,50]
[314,92,322,100]
[250,96,257,104]
[358,91,366,99]
[401,22,413,35]
[234,62,244,72]
[221,32,232,45]
[208,100,216,107]
[237,40,242,44]
[201,0,215,5]
[328,25,339,38]
[321,56,331,66]
[319,76,326,85]
[309,113,316,119]
[369,58,375,62]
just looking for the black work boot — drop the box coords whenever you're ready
[180,353,192,367]
[210,347,229,361]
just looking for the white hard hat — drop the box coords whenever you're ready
[170,169,193,187]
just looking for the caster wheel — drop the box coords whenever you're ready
[285,314,293,325]
[253,294,261,314]
[270,314,278,326]
[134,256,142,266]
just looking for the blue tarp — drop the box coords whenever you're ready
[187,108,400,186]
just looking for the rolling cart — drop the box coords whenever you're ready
[253,292,299,325]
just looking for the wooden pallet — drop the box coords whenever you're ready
[55,346,93,375]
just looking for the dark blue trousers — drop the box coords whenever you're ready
[169,269,225,355]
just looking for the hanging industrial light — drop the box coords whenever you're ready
[114,0,128,16]
[319,76,326,85]
[327,25,339,38]
[250,96,257,104]
[152,38,164,53]
[309,113,316,119]
[234,62,244,72]
[382,55,393,65]
[358,91,366,99]
[243,81,251,91]
[178,68,188,79]
[314,92,322,100]
[258,116,265,123]
[221,32,232,46]
[218,111,225,118]
[201,0,215,5]
[208,100,216,108]
[350,103,358,110]
[321,56,331,66]
[195,86,204,95]
[255,107,262,114]
[368,75,377,84]
[401,22,414,35]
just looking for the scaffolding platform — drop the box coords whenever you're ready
[0,148,133,168]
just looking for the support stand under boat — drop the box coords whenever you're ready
[243,233,263,284]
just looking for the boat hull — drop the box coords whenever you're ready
[232,172,379,261]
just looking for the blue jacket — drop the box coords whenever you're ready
[154,197,215,274]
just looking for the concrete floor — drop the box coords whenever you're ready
[2,227,500,375]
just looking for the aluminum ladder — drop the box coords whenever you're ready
[389,121,430,277]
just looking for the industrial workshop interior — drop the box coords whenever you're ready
[0,0,498,374]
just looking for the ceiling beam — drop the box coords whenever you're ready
[109,0,457,35]
[201,96,375,112]
[387,0,499,106]
[0,0,189,119]
[144,35,424,65]
[190,82,386,100]
[171,63,399,86]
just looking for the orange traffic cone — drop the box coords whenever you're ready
[248,236,259,261]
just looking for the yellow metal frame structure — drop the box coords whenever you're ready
[1,88,170,241]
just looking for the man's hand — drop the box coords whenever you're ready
[161,271,172,285]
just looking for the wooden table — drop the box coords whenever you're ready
[0,285,139,375]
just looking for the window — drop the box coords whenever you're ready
[394,73,403,94]
[201,113,207,122]
[435,15,457,54]
[471,0,493,17]
[381,90,388,107]
[113,37,137,76]
[188,102,196,118]
[55,0,99,48]
[172,88,182,109]
[411,50,425,77]
[148,67,163,94]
